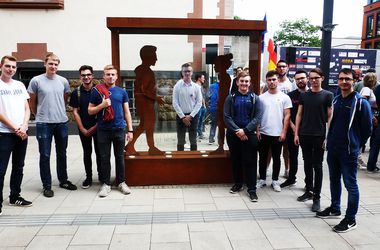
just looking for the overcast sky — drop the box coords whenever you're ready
[234,0,367,38]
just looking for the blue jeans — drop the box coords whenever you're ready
[197,106,206,137]
[208,112,217,143]
[0,133,27,209]
[367,125,380,171]
[97,128,126,185]
[327,148,359,221]
[36,122,68,189]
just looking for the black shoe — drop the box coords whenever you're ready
[43,189,54,198]
[59,181,77,190]
[249,192,258,202]
[311,199,320,212]
[316,206,342,219]
[0,207,2,215]
[9,197,33,207]
[229,184,243,194]
[280,179,297,188]
[297,191,313,202]
[333,218,357,233]
[367,166,380,173]
[81,179,92,189]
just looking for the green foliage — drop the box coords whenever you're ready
[273,19,321,47]
[234,15,243,20]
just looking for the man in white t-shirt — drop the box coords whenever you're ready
[0,55,32,215]
[257,70,292,192]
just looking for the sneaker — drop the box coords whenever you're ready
[311,199,320,212]
[271,180,281,192]
[229,184,243,194]
[208,141,214,145]
[0,207,2,215]
[280,179,297,188]
[59,181,77,190]
[43,189,54,198]
[297,191,313,202]
[118,182,131,195]
[256,179,266,188]
[9,197,33,207]
[249,192,258,202]
[184,143,190,149]
[81,179,92,189]
[98,184,111,197]
[333,218,357,233]
[367,167,380,173]
[316,206,342,219]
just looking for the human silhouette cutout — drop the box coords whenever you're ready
[125,45,164,155]
[213,53,233,153]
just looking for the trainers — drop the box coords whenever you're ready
[311,199,320,212]
[118,182,131,195]
[9,197,32,207]
[59,181,77,190]
[98,184,111,197]
[229,184,243,194]
[333,218,357,233]
[271,180,281,192]
[81,179,92,189]
[256,179,266,188]
[297,191,313,202]
[280,179,297,188]
[316,206,342,219]
[43,189,54,198]
[249,192,258,202]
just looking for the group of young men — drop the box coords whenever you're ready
[0,54,373,234]
[226,61,372,233]
[0,53,134,217]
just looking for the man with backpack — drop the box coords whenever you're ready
[69,65,100,189]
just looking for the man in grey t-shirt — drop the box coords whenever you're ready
[28,53,77,198]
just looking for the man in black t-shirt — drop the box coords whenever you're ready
[294,68,333,212]
[280,70,308,189]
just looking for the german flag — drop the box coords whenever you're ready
[267,38,277,71]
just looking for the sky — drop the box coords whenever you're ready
[234,0,367,38]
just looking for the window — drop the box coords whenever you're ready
[375,41,380,49]
[377,13,380,36]
[365,42,372,49]
[367,15,374,38]
[0,0,64,9]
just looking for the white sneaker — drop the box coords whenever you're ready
[184,143,190,149]
[271,180,281,192]
[118,182,131,195]
[98,184,111,197]
[256,179,266,188]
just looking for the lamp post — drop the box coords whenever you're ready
[320,0,336,89]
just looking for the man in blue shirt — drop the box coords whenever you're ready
[89,65,134,198]
[208,81,219,144]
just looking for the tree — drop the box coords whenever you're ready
[273,19,321,47]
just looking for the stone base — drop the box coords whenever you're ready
[125,150,232,186]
